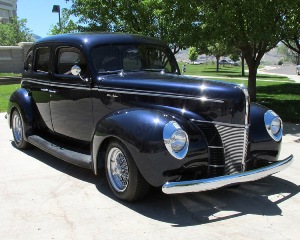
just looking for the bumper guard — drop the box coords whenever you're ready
[162,154,293,194]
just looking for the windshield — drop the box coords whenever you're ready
[92,44,179,74]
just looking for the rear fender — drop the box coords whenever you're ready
[7,88,34,140]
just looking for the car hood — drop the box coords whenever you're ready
[96,72,248,124]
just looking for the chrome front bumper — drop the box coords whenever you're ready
[162,155,293,194]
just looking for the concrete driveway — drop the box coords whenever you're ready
[258,65,300,83]
[1,112,299,240]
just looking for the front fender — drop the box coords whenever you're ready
[92,108,208,186]
[249,103,282,164]
[7,88,34,140]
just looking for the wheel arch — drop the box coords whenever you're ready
[7,88,35,140]
[91,108,173,175]
[91,108,206,187]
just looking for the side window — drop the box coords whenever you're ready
[56,47,87,75]
[24,50,33,72]
[34,47,50,73]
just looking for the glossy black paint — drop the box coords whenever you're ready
[248,103,281,163]
[7,33,284,188]
[93,108,208,186]
[96,72,247,124]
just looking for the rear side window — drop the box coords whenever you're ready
[34,47,50,73]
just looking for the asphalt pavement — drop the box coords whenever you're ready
[1,112,299,240]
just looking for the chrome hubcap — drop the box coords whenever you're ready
[12,113,22,143]
[107,147,129,192]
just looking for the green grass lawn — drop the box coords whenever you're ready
[178,63,299,123]
[0,84,20,112]
[179,63,291,82]
[0,73,21,78]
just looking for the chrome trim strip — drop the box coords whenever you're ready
[208,146,224,149]
[21,79,92,90]
[162,155,293,194]
[192,119,250,128]
[97,88,224,103]
[21,79,45,86]
[209,165,225,168]
[240,85,250,125]
[21,79,224,102]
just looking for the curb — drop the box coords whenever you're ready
[0,77,21,85]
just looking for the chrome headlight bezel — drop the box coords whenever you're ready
[264,110,283,142]
[163,121,189,160]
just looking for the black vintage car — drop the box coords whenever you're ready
[7,33,293,201]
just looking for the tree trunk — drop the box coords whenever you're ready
[247,65,257,101]
[241,55,245,76]
[216,55,220,72]
[242,47,265,102]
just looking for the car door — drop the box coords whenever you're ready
[22,44,53,131]
[49,45,94,142]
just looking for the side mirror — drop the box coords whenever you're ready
[71,65,81,76]
[70,65,89,82]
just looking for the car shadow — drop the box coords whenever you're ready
[12,141,300,227]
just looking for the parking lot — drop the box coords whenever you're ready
[1,112,299,240]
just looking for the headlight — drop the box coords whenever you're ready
[163,121,189,159]
[270,117,281,135]
[264,110,283,142]
[170,130,187,152]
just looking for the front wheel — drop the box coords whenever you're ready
[105,140,150,202]
[11,109,30,149]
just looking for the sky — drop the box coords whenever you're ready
[17,0,75,38]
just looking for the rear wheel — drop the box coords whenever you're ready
[105,140,150,202]
[11,109,30,149]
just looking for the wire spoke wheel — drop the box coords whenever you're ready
[107,147,129,192]
[105,141,150,202]
[12,112,23,143]
[11,110,30,149]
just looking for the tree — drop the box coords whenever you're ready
[206,42,228,71]
[200,0,292,101]
[280,0,300,66]
[277,43,299,64]
[281,0,300,56]
[188,47,198,63]
[48,8,78,35]
[0,17,32,46]
[66,0,202,54]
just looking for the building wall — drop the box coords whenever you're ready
[0,0,17,23]
[0,42,33,73]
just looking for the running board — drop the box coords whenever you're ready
[28,135,92,169]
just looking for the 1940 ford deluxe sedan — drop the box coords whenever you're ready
[7,33,293,201]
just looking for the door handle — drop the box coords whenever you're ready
[49,90,57,93]
[41,88,48,92]
[107,94,118,98]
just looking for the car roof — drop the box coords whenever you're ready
[36,32,167,49]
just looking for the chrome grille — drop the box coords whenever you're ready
[215,124,248,175]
